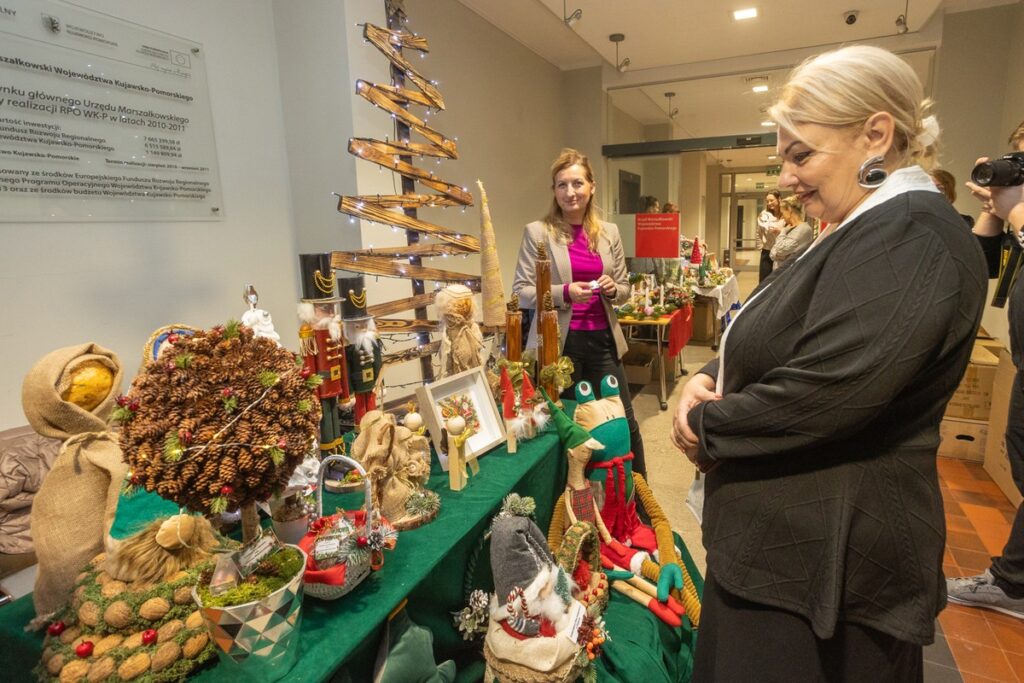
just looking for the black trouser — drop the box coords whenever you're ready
[693,573,922,682]
[560,328,646,477]
[759,248,774,282]
[991,369,1024,597]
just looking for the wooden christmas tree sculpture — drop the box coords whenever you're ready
[331,4,479,385]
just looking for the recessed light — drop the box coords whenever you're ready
[733,8,758,21]
[761,120,774,127]
[767,154,778,160]
[752,84,768,93]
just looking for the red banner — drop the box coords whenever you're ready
[635,213,680,257]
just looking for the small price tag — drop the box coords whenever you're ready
[566,600,586,644]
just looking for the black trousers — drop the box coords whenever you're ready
[560,328,646,477]
[693,573,923,683]
[759,248,774,282]
[991,369,1024,596]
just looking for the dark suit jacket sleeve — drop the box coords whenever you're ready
[976,232,1003,278]
[688,216,971,461]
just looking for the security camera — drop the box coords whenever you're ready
[844,10,859,25]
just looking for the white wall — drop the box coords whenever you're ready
[0,0,298,429]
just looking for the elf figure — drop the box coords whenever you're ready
[297,253,348,452]
[499,367,519,454]
[340,275,383,425]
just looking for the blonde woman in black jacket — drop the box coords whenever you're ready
[672,46,987,682]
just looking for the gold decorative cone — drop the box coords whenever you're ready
[478,180,505,327]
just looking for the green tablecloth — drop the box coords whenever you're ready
[1,405,703,682]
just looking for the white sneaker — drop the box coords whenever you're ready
[947,569,1024,619]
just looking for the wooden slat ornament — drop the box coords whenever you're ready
[331,252,479,286]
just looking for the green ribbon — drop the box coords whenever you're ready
[539,356,575,392]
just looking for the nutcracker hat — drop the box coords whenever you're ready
[299,253,336,302]
[540,388,592,451]
[338,274,371,321]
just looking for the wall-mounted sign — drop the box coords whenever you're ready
[0,0,223,221]
[635,213,680,258]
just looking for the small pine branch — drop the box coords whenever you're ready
[258,370,280,388]
[268,446,285,467]
[175,352,195,369]
[163,432,184,462]
[210,496,228,514]
[222,396,239,413]
[112,406,134,423]
[297,399,312,413]
[305,374,324,390]
[223,319,241,339]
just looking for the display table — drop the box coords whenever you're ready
[0,407,703,682]
[694,275,740,350]
[619,306,693,410]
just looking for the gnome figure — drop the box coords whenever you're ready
[436,284,485,377]
[297,253,349,452]
[340,274,383,425]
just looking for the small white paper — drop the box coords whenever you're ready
[314,538,340,559]
[566,600,586,644]
[238,528,280,577]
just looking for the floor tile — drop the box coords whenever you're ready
[948,530,991,554]
[939,606,994,646]
[962,503,1013,557]
[950,547,997,573]
[924,627,958,669]
[946,637,1018,681]
[1006,651,1024,681]
[990,618,1024,655]
[923,661,965,683]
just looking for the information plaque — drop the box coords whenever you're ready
[0,0,223,221]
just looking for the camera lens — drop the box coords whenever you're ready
[972,159,1024,187]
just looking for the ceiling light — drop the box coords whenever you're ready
[563,0,582,27]
[767,154,778,160]
[752,84,768,93]
[609,33,630,73]
[733,8,758,21]
[761,120,774,127]
[664,92,679,119]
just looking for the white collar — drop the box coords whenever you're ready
[834,165,940,231]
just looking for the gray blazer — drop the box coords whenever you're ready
[511,220,630,359]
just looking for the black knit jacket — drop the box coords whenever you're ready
[688,190,987,645]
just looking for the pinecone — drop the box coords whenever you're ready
[255,559,276,576]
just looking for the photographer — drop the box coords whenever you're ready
[947,119,1024,618]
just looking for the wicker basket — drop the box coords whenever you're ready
[553,521,609,617]
[299,454,376,600]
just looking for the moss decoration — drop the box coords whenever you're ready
[195,546,303,609]
[118,323,322,516]
[34,554,216,683]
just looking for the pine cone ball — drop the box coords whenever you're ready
[119,324,321,514]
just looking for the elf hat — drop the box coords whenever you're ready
[520,373,536,407]
[499,367,516,419]
[541,388,592,451]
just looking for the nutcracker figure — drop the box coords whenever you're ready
[340,275,383,425]
[297,253,349,452]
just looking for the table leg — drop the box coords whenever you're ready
[657,324,668,410]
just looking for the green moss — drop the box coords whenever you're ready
[195,547,302,608]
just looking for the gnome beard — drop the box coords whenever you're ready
[348,319,378,357]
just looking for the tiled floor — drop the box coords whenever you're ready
[929,457,1024,682]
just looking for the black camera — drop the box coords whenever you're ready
[972,152,1024,187]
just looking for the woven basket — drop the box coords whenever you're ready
[299,454,375,600]
[483,642,586,683]
[554,521,609,617]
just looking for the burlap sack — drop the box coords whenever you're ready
[23,343,127,627]
[352,411,397,517]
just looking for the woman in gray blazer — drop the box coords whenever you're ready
[511,148,645,475]
[769,194,814,269]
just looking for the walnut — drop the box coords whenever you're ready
[77,601,101,627]
[182,632,209,659]
[95,572,111,586]
[90,553,106,567]
[45,652,64,675]
[117,652,151,680]
[58,659,90,683]
[122,632,144,650]
[139,597,170,621]
[151,642,181,672]
[59,626,81,644]
[101,580,127,598]
[93,634,123,657]
[173,586,193,605]
[157,619,184,642]
[184,610,204,630]
[86,657,116,683]
[103,601,133,629]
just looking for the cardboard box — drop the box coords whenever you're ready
[622,344,656,386]
[983,348,1023,507]
[938,417,988,462]
[690,297,716,343]
[944,340,1001,420]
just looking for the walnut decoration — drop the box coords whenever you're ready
[118,321,322,530]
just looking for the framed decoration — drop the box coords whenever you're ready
[415,366,506,471]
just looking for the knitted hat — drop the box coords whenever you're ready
[500,367,516,419]
[541,388,592,451]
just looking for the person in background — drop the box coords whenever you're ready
[671,45,986,681]
[663,201,680,213]
[769,195,814,269]
[756,190,785,282]
[946,119,1024,619]
[640,195,661,213]
[512,148,646,476]
[930,168,975,227]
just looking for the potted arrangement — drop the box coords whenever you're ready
[117,320,322,681]
[270,491,314,544]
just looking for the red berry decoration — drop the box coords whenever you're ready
[357,536,368,548]
[300,366,312,379]
[220,485,234,496]
[75,641,94,658]
[128,399,140,411]
[142,629,158,645]
[277,438,287,449]
[179,429,193,444]
[221,387,234,398]
[116,395,129,407]
[130,473,141,486]
[46,621,66,637]
[167,333,180,344]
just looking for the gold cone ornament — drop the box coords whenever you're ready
[477,180,505,328]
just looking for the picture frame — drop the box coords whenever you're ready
[415,366,506,471]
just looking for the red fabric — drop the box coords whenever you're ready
[587,453,658,554]
[520,373,536,407]
[500,367,516,418]
[354,391,376,424]
[667,305,693,359]
[298,510,368,586]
